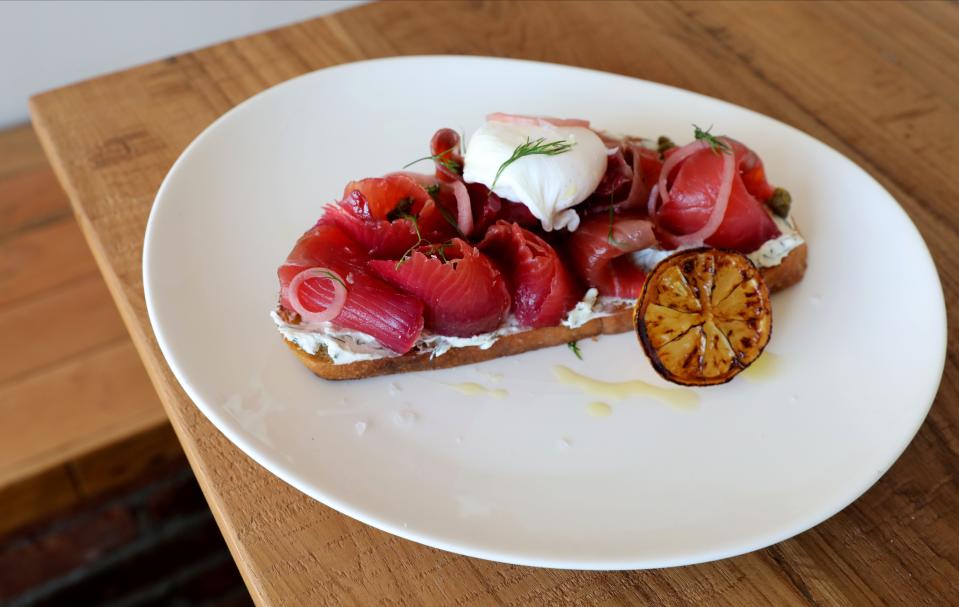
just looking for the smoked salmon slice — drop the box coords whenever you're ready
[320,190,420,259]
[653,140,780,252]
[368,239,511,337]
[278,223,425,353]
[564,211,657,298]
[480,220,582,327]
[327,174,461,255]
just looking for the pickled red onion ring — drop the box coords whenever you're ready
[656,140,710,208]
[670,148,734,246]
[450,179,473,236]
[652,138,735,247]
[647,184,660,218]
[385,171,435,186]
[486,112,591,128]
[287,267,348,324]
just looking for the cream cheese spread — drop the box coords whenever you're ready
[561,288,634,329]
[630,212,804,273]
[747,213,803,268]
[271,311,529,365]
[273,216,803,365]
[271,289,622,365]
[270,311,394,364]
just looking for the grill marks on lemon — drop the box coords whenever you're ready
[635,249,772,386]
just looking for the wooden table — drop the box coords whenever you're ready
[30,2,958,604]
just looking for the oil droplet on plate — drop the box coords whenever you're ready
[474,368,504,383]
[741,352,781,382]
[354,421,368,436]
[393,409,418,426]
[586,402,613,417]
[553,365,697,409]
[448,382,507,399]
[556,438,571,450]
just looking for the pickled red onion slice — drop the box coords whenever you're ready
[287,267,348,324]
[486,112,591,128]
[652,138,736,247]
[656,140,710,208]
[647,184,660,218]
[385,170,435,186]
[450,179,474,236]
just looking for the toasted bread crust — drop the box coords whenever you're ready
[286,240,808,380]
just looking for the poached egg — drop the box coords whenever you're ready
[463,118,607,231]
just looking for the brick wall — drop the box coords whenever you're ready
[0,461,252,607]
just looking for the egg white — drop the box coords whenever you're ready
[463,120,607,231]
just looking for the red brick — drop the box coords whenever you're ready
[177,557,246,602]
[146,473,209,524]
[0,506,138,599]
[211,590,256,607]
[1,459,191,544]
[30,515,229,606]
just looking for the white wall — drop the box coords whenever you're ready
[0,0,365,129]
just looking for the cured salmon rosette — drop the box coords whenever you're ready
[272,114,807,381]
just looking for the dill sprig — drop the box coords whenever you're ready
[607,203,627,249]
[320,270,346,288]
[386,197,414,222]
[423,183,464,237]
[491,137,576,189]
[567,341,583,360]
[434,244,447,263]
[435,203,464,237]
[693,124,731,155]
[395,212,426,269]
[404,145,461,173]
[427,242,450,263]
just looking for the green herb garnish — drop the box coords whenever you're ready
[430,242,449,263]
[395,212,426,269]
[404,146,461,173]
[567,341,583,360]
[321,270,347,288]
[491,137,576,189]
[693,124,731,155]
[607,205,627,249]
[656,135,676,158]
[435,202,464,237]
[421,182,463,236]
[386,197,415,222]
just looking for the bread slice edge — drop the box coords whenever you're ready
[286,241,808,380]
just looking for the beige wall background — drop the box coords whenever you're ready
[0,0,365,129]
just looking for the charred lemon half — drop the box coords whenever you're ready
[635,249,772,386]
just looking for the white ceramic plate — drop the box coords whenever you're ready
[144,56,946,569]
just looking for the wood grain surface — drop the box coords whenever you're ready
[29,2,958,605]
[0,126,167,501]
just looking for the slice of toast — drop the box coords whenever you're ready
[284,241,807,380]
